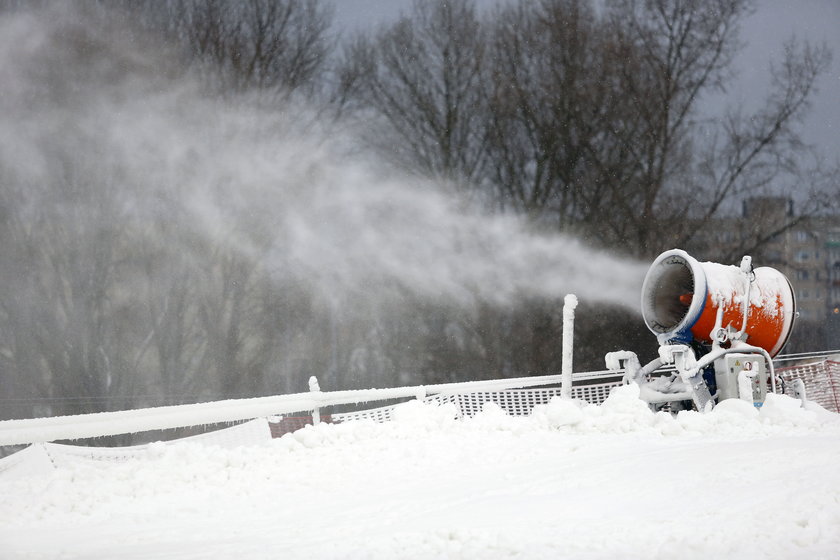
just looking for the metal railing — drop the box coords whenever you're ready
[0,370,617,446]
[1,349,837,447]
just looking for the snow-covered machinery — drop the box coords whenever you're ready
[607,249,797,411]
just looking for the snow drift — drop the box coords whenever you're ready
[2,386,839,560]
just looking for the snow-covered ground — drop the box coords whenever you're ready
[2,385,839,560]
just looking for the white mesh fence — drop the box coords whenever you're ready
[331,380,622,425]
[7,358,840,461]
[0,418,273,472]
[327,361,840,426]
[179,418,272,447]
[776,360,840,413]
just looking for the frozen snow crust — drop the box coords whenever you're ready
[2,385,840,560]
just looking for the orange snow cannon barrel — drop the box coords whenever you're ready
[641,249,796,357]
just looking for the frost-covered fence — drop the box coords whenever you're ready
[0,419,274,477]
[0,370,620,446]
[777,359,840,413]
[330,379,620,426]
[3,351,838,447]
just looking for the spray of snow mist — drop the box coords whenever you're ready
[0,5,647,314]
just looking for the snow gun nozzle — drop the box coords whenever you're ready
[641,249,796,358]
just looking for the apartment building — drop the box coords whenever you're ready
[689,197,840,351]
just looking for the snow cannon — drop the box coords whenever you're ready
[607,249,797,413]
[641,249,795,357]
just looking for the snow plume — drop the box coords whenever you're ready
[0,5,647,312]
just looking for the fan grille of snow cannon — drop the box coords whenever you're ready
[641,250,707,343]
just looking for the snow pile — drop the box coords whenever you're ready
[1,387,839,559]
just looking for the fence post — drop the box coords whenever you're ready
[309,376,321,425]
[561,294,578,399]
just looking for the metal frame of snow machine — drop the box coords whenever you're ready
[607,250,798,412]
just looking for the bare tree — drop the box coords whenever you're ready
[124,0,334,96]
[679,39,834,259]
[589,0,833,257]
[337,0,488,187]
[482,0,832,259]
[483,0,608,222]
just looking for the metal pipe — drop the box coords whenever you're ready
[561,294,578,399]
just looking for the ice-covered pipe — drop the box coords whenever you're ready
[641,249,796,357]
[561,294,578,399]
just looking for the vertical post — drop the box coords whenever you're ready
[561,294,578,399]
[309,376,321,425]
[792,378,807,407]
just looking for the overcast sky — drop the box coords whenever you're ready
[332,0,840,165]
[731,0,839,163]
